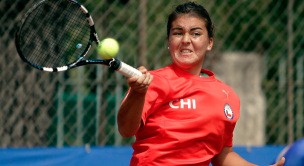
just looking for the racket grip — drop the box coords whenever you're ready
[111,59,142,77]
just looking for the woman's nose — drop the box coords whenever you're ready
[181,33,190,45]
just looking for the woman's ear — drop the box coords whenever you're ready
[207,37,213,51]
[167,38,170,50]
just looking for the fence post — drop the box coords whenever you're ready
[96,60,103,145]
[287,0,294,144]
[138,0,147,67]
[115,53,123,146]
[57,73,64,147]
[296,55,303,140]
[76,67,84,145]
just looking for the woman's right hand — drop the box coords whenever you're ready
[126,66,153,94]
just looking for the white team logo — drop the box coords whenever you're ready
[169,99,196,109]
[224,104,233,120]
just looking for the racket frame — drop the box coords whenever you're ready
[15,0,142,77]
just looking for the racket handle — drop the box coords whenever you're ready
[111,59,142,77]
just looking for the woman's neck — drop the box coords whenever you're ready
[172,62,202,76]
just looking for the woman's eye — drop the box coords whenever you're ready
[173,32,182,36]
[193,33,200,36]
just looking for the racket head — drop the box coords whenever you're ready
[15,0,99,72]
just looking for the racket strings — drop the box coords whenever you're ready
[23,1,62,67]
[35,2,71,66]
[19,0,90,68]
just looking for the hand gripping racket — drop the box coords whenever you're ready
[15,0,142,77]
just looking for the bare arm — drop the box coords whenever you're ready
[211,146,285,166]
[117,66,153,138]
[211,146,257,166]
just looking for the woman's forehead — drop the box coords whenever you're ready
[171,14,207,29]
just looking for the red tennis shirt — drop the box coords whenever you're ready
[125,64,240,166]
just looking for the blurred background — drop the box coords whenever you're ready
[0,0,303,165]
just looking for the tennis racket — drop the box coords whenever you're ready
[15,0,142,77]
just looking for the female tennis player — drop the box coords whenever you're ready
[118,2,285,166]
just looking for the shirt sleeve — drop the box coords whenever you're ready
[121,74,169,126]
[141,74,169,125]
[224,122,236,146]
[225,95,240,146]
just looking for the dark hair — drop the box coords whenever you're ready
[167,2,214,38]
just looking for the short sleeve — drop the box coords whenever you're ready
[224,96,240,147]
[141,74,169,125]
[121,74,169,126]
[224,122,236,146]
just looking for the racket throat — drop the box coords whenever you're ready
[108,58,121,70]
[109,59,142,77]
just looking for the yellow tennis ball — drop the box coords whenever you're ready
[97,38,119,59]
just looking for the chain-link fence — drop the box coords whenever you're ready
[0,0,303,147]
